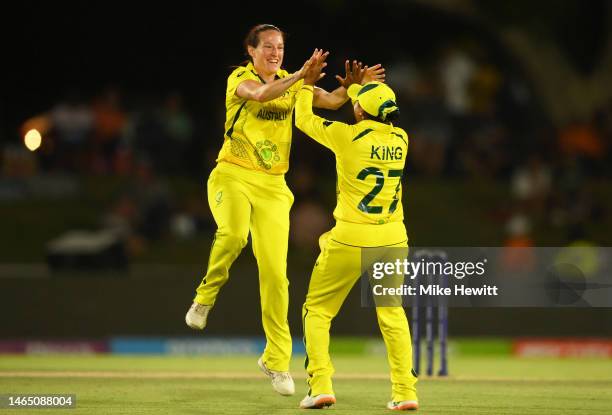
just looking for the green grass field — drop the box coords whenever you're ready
[1,354,611,414]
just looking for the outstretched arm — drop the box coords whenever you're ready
[295,52,352,152]
[236,74,303,102]
[312,85,349,110]
[235,49,319,102]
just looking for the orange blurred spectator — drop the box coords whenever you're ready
[92,86,127,172]
[559,120,606,160]
[501,214,535,272]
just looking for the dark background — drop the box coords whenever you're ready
[1,0,611,338]
[2,0,546,144]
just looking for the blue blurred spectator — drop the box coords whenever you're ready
[160,91,194,174]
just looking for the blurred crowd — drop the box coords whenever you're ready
[2,86,216,256]
[390,45,611,180]
[2,43,611,257]
[386,44,610,250]
[16,87,198,176]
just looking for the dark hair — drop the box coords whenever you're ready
[362,108,400,124]
[243,24,285,62]
[383,108,400,122]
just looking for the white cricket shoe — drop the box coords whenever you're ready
[185,302,211,330]
[257,357,295,396]
[387,400,419,411]
[299,394,336,409]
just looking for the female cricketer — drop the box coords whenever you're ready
[294,52,419,410]
[184,24,384,396]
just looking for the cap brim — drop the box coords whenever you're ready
[347,84,361,101]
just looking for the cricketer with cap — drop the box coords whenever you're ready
[293,51,418,411]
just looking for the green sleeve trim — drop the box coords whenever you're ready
[225,101,247,139]
[352,128,374,142]
[391,132,407,146]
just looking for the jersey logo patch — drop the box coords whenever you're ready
[255,140,280,170]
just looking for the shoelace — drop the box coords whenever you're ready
[272,372,292,383]
[194,304,209,313]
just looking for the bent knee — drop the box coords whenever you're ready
[214,230,248,253]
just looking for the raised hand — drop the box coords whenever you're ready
[298,49,328,80]
[362,63,385,84]
[335,60,366,88]
[303,48,329,86]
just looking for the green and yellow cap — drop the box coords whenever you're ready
[347,81,399,121]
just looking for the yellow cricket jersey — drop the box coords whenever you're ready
[295,85,409,247]
[216,62,303,175]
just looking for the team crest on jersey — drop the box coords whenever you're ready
[215,191,223,205]
[255,140,280,170]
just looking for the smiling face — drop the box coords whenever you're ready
[248,29,284,77]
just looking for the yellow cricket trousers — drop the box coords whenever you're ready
[302,231,418,402]
[194,161,294,371]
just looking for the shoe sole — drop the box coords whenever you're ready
[389,402,418,411]
[301,396,336,409]
[185,315,205,330]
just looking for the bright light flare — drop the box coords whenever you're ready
[24,129,42,151]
